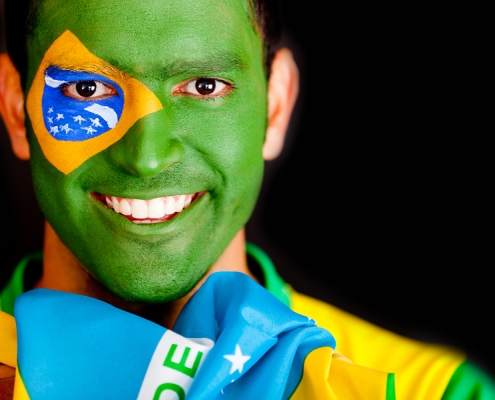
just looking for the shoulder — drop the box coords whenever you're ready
[290,290,469,399]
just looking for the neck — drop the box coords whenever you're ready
[35,221,256,329]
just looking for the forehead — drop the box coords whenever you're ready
[28,0,261,78]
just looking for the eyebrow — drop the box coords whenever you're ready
[51,60,126,80]
[161,53,247,77]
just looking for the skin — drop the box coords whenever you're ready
[25,0,268,305]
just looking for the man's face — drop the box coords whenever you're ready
[25,0,268,302]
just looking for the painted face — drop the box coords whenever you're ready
[25,0,268,302]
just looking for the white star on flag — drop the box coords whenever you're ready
[83,126,97,135]
[73,115,86,124]
[56,113,64,121]
[48,117,53,124]
[223,344,251,374]
[48,107,54,113]
[90,117,103,128]
[59,124,73,134]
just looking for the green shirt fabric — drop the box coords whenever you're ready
[0,251,43,316]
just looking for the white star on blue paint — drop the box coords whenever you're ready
[48,107,54,113]
[82,126,97,135]
[73,115,86,124]
[50,126,59,133]
[48,117,53,124]
[56,113,64,121]
[59,124,73,134]
[223,345,251,374]
[90,117,103,128]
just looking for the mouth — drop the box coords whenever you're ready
[93,192,204,224]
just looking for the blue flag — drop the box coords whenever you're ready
[14,272,338,399]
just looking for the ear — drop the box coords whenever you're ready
[0,53,30,160]
[263,48,299,160]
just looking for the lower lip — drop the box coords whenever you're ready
[122,214,176,223]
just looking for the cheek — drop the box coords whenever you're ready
[28,137,78,219]
[27,120,97,229]
[169,93,267,172]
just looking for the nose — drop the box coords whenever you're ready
[110,110,184,178]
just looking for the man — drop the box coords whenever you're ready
[0,0,494,398]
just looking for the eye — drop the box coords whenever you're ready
[62,80,118,100]
[174,78,232,98]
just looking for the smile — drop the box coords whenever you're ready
[94,192,203,224]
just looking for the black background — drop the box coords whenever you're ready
[1,0,493,376]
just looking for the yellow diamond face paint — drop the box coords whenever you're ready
[26,30,163,174]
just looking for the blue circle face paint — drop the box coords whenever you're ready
[42,67,124,141]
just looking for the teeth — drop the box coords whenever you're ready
[175,195,185,212]
[120,199,131,215]
[131,199,148,219]
[112,196,120,213]
[164,197,176,215]
[102,193,196,223]
[148,198,165,218]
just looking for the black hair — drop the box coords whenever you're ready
[251,0,283,75]
[4,0,283,89]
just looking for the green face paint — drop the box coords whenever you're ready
[25,0,268,302]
